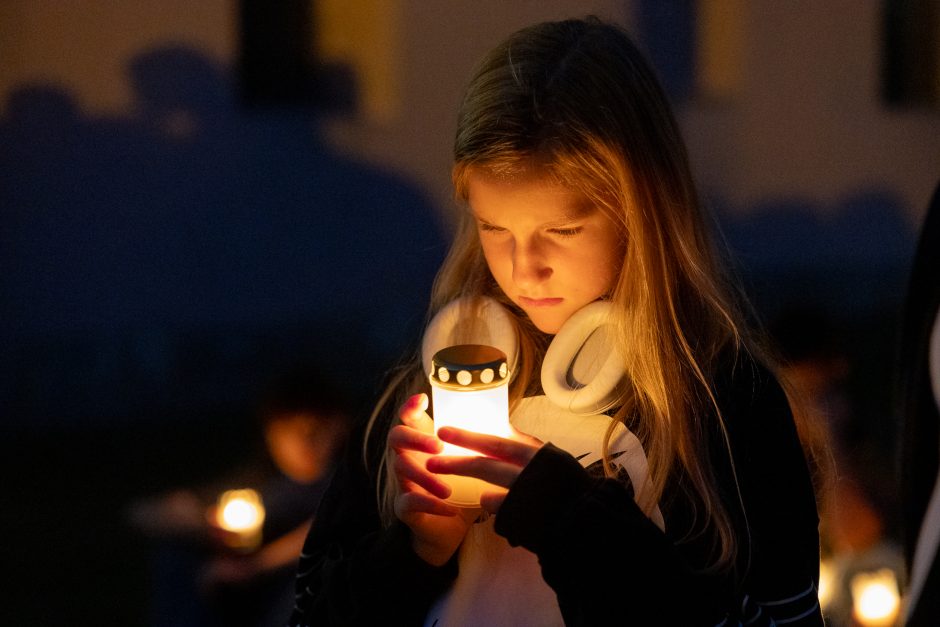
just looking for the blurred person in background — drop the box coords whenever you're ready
[129,365,351,627]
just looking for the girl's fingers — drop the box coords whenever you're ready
[392,450,452,499]
[436,426,540,466]
[510,426,544,448]
[394,396,538,516]
[399,393,432,432]
[395,488,461,518]
[426,455,523,490]
[388,424,442,455]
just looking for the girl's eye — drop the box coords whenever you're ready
[549,227,583,238]
[478,222,506,234]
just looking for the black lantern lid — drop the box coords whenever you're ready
[430,344,510,390]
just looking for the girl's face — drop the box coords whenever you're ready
[467,168,624,334]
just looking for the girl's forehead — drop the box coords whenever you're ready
[467,173,595,222]
[463,157,557,184]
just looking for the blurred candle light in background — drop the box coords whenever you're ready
[851,568,901,627]
[817,559,835,612]
[429,344,511,507]
[216,488,265,551]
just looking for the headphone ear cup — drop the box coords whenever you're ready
[421,297,519,376]
[541,301,627,415]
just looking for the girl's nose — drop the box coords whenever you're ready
[511,239,552,289]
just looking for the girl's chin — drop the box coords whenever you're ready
[524,311,565,335]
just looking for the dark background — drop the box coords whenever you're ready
[2,1,937,625]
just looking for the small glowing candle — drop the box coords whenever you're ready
[818,559,835,611]
[429,344,511,507]
[216,488,265,551]
[851,568,900,627]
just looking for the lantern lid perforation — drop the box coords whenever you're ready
[430,344,510,390]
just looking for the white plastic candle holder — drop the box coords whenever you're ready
[429,344,511,507]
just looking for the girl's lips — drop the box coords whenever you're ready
[519,296,563,307]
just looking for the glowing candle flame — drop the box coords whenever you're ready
[220,495,261,530]
[216,489,265,550]
[851,568,900,626]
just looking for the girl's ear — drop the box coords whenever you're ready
[542,300,627,415]
[421,297,519,376]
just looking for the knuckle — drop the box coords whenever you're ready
[388,424,407,443]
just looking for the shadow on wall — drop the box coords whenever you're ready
[714,190,917,320]
[0,44,447,430]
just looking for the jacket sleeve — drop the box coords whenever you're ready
[719,360,823,626]
[493,443,722,626]
[289,419,458,627]
[493,360,823,626]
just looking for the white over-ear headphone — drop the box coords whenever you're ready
[541,300,627,414]
[422,297,627,414]
[421,297,519,377]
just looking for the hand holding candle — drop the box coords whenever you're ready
[428,424,542,514]
[387,346,542,565]
[390,393,478,566]
[426,344,543,513]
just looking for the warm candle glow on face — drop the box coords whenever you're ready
[851,568,900,626]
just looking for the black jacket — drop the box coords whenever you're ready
[290,354,822,626]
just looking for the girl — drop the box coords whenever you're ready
[291,17,824,626]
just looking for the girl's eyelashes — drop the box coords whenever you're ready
[476,220,583,239]
[477,221,505,233]
[548,227,583,238]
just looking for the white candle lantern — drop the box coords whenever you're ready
[429,344,511,507]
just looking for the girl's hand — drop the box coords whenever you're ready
[427,427,543,515]
[389,393,478,566]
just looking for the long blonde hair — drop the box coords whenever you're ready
[366,17,821,573]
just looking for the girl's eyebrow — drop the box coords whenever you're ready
[545,205,600,228]
[470,199,596,226]
[468,208,494,223]
[566,197,597,218]
[471,212,584,229]
[544,197,597,225]
[555,201,596,224]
